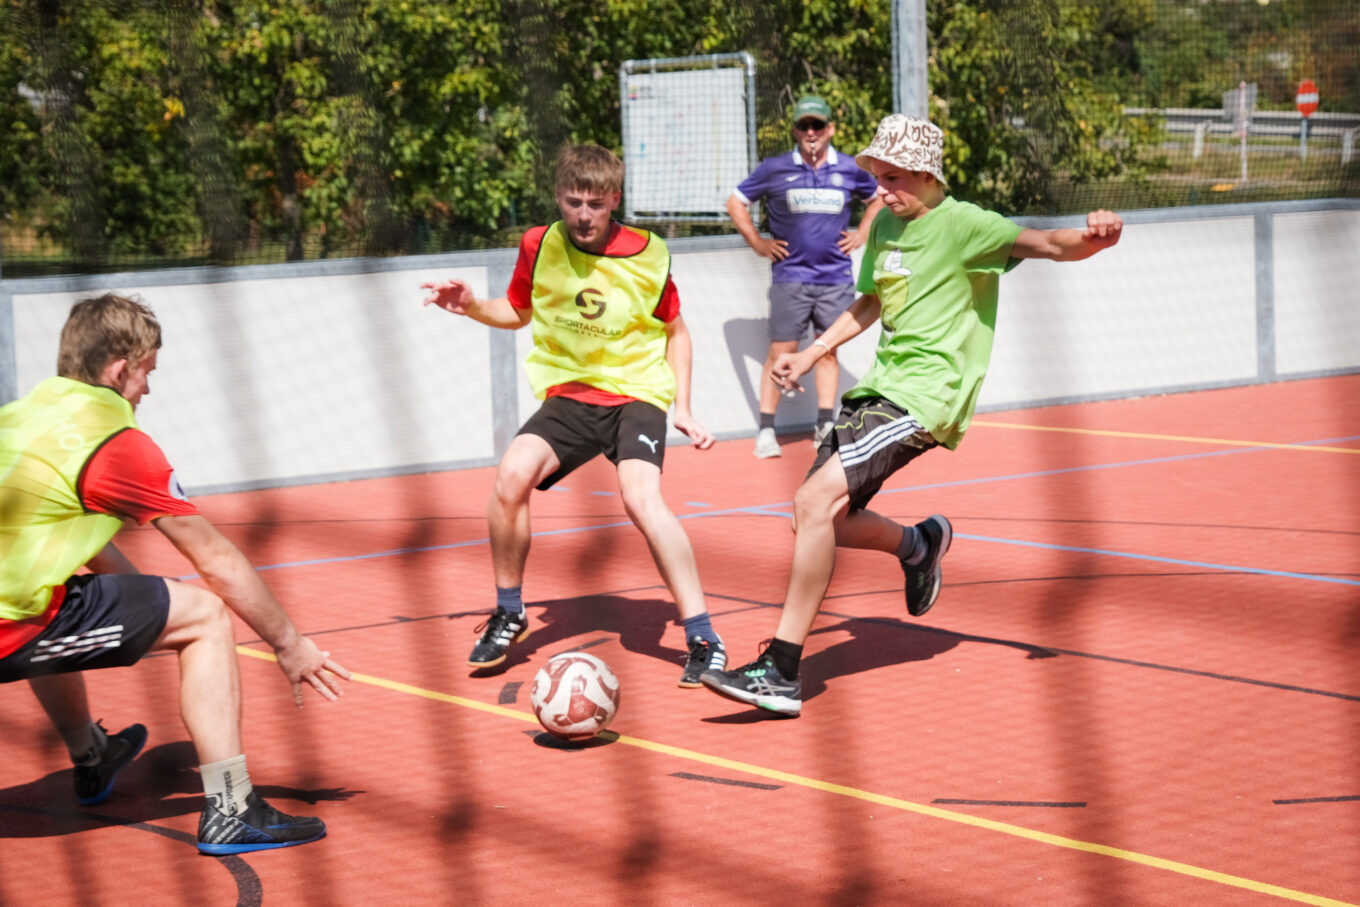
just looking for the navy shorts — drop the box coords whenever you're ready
[768,282,856,342]
[518,396,669,490]
[0,573,171,683]
[808,397,939,512]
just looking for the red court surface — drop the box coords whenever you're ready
[3,375,1358,906]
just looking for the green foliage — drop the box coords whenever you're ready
[0,0,1354,273]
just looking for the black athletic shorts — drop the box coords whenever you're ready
[519,395,669,490]
[0,573,171,683]
[808,396,939,512]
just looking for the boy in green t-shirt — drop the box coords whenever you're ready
[702,114,1123,717]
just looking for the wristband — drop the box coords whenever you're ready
[811,339,832,355]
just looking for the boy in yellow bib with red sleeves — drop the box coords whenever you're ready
[422,145,727,687]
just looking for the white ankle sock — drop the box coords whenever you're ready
[201,754,254,817]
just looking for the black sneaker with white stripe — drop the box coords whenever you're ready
[197,792,326,855]
[678,636,726,688]
[468,606,529,667]
[902,514,952,617]
[700,652,802,717]
[75,721,147,806]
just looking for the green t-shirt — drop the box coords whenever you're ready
[849,196,1024,449]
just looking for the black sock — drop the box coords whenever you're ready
[759,412,776,430]
[817,408,833,424]
[766,638,803,680]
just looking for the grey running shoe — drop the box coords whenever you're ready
[701,652,802,717]
[197,792,326,855]
[75,722,147,806]
[753,427,781,458]
[813,420,834,446]
[678,636,727,688]
[468,606,529,667]
[902,514,952,617]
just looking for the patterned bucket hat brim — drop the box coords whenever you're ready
[855,114,948,186]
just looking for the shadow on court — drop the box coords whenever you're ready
[0,740,361,840]
[468,592,686,677]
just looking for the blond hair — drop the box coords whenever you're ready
[57,293,162,384]
[555,145,625,197]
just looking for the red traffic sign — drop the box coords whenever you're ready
[1296,79,1319,118]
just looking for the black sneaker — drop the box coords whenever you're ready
[700,652,802,717]
[678,636,726,688]
[75,722,147,806]
[902,514,952,617]
[468,606,529,667]
[197,792,326,855]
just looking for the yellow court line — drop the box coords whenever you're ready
[973,420,1360,455]
[237,646,1354,907]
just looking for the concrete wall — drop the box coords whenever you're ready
[2,199,1357,494]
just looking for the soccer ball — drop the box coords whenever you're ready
[530,652,621,741]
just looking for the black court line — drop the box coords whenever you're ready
[1273,795,1360,805]
[933,799,1087,808]
[670,771,782,791]
[498,682,522,705]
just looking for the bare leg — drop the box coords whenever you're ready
[772,454,853,646]
[28,673,93,752]
[617,459,707,620]
[153,580,244,765]
[813,347,841,411]
[759,340,799,415]
[486,433,559,588]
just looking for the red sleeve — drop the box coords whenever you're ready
[507,226,550,310]
[653,276,680,323]
[80,429,200,525]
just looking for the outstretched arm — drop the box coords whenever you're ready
[664,314,715,449]
[153,514,351,706]
[421,278,531,329]
[1011,209,1123,262]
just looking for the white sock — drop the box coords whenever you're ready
[201,754,254,817]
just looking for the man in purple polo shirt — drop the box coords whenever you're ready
[727,94,884,458]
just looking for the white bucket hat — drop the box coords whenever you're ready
[855,114,948,186]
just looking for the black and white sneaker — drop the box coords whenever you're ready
[700,652,802,717]
[75,722,147,806]
[468,606,529,667]
[678,636,726,688]
[902,514,952,617]
[197,792,326,855]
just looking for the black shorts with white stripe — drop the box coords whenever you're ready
[0,573,171,683]
[807,396,939,512]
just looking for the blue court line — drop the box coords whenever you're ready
[959,533,1360,587]
[177,432,1359,586]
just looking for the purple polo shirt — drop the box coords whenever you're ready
[733,145,880,285]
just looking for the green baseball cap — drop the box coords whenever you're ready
[792,95,832,123]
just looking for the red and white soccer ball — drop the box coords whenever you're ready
[530,652,621,741]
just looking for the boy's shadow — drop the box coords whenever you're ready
[469,592,683,676]
[706,617,1058,722]
[0,739,361,840]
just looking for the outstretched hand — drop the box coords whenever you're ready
[275,635,352,708]
[421,278,476,315]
